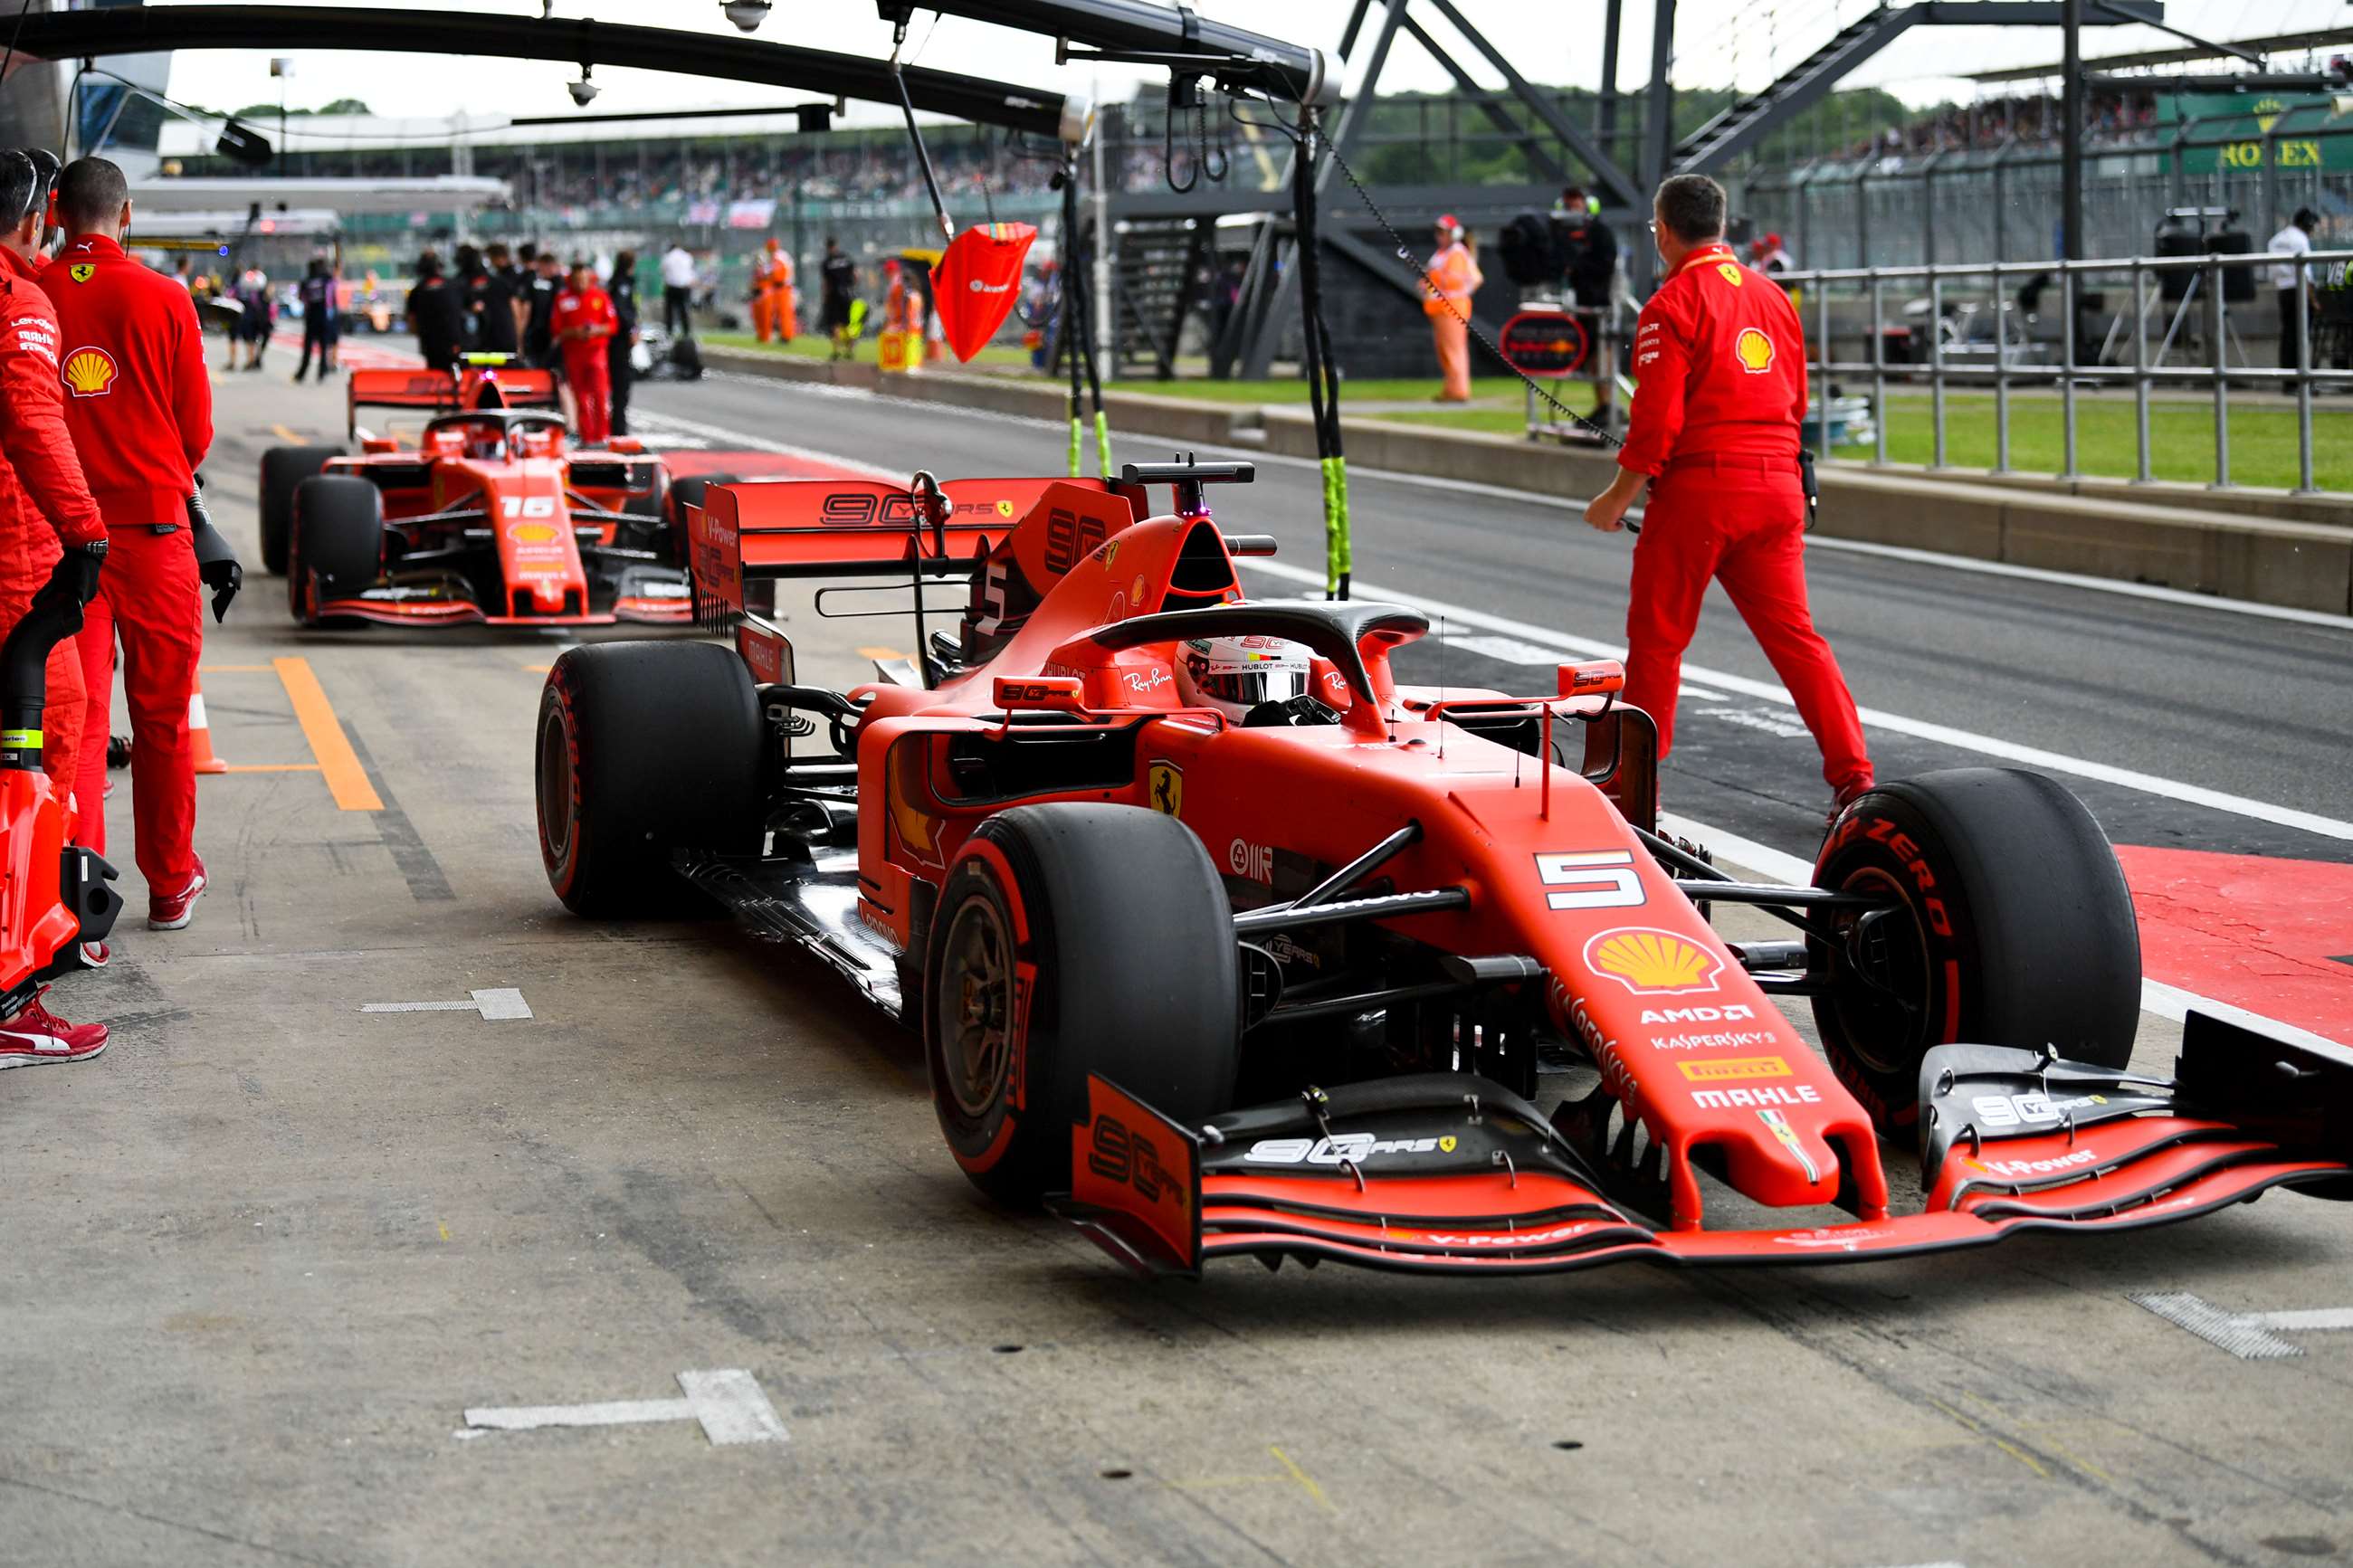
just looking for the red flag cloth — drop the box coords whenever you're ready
[931,223,1037,362]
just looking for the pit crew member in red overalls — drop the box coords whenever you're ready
[43,157,215,931]
[0,147,110,1062]
[551,258,616,448]
[1581,174,1871,815]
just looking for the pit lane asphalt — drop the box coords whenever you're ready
[4,361,2349,1568]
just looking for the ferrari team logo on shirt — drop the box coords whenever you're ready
[68,263,96,284]
[1734,328,1776,375]
[1717,261,1743,287]
[61,345,119,397]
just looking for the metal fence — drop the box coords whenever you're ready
[1783,247,2353,493]
[1741,113,2353,271]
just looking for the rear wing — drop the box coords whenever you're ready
[686,475,1138,624]
[344,361,559,437]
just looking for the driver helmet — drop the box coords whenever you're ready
[1176,635,1312,721]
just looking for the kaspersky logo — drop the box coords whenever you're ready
[62,346,117,397]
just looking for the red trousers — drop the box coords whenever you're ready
[563,350,612,447]
[1624,457,1872,794]
[73,525,202,888]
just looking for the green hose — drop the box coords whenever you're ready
[1321,454,1353,594]
[1094,409,1113,480]
[1067,398,1081,479]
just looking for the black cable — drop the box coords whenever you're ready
[1324,138,1627,451]
[0,0,31,119]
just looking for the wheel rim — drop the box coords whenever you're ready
[538,706,576,864]
[1824,866,1932,1077]
[937,895,1015,1120]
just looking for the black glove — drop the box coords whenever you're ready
[187,489,242,622]
[62,539,106,607]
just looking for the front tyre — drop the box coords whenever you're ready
[260,445,341,575]
[537,641,762,917]
[925,803,1239,1206]
[1811,766,2141,1135]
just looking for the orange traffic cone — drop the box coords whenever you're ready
[189,671,228,774]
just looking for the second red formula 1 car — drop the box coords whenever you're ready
[257,357,724,629]
[534,459,2353,1278]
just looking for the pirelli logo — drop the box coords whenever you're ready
[1679,1056,1790,1082]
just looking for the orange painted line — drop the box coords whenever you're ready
[270,656,383,811]
[218,763,324,774]
[201,663,272,674]
[856,646,908,660]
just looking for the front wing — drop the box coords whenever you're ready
[1048,1012,2353,1278]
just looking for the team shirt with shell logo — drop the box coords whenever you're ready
[1615,242,1809,479]
[39,233,214,528]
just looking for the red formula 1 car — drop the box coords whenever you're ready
[0,558,123,1006]
[257,358,728,629]
[534,459,2352,1278]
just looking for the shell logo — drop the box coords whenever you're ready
[509,522,559,543]
[1583,927,1724,995]
[62,346,118,398]
[1734,328,1776,375]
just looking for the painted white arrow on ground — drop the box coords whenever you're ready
[462,1369,786,1445]
[362,988,533,1021]
[2132,1292,2353,1359]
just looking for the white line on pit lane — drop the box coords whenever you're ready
[642,384,2353,631]
[362,988,533,1021]
[462,1368,786,1445]
[1240,556,2353,843]
[2131,1293,2353,1359]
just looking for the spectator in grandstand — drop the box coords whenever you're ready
[292,257,339,383]
[522,249,563,368]
[2271,206,2320,385]
[606,249,639,438]
[820,235,858,361]
[404,252,463,374]
[232,264,272,372]
[660,238,696,337]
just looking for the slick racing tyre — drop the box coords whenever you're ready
[288,475,384,622]
[925,803,1239,1207]
[1811,766,2140,1136]
[666,470,737,546]
[537,641,762,917]
[260,444,342,575]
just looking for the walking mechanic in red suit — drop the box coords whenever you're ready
[1582,173,1872,816]
[42,158,214,930]
[551,258,616,447]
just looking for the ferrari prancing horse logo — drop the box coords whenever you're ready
[68,263,96,283]
[1734,328,1776,375]
[1147,762,1183,819]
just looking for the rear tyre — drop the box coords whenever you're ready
[924,803,1239,1206]
[260,444,341,575]
[537,641,762,917]
[288,475,384,623]
[667,470,737,530]
[1811,766,2141,1135]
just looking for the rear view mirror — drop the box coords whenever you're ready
[994,675,1085,714]
[1559,660,1624,698]
[932,223,1038,362]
